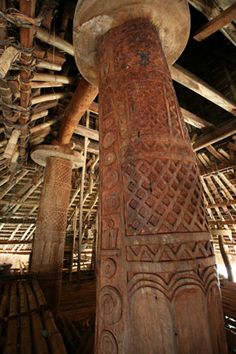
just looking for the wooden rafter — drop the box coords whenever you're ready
[194,3,236,42]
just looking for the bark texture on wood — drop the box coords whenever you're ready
[96,18,227,354]
[31,157,72,315]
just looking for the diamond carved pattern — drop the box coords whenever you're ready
[123,158,208,235]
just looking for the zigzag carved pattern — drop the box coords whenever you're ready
[126,241,214,262]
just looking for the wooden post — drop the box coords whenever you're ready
[18,0,36,162]
[30,77,96,313]
[95,18,228,354]
[218,235,234,282]
[31,157,72,316]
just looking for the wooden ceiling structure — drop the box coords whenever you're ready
[0,0,235,269]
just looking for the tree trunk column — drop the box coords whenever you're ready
[31,157,72,315]
[97,18,227,354]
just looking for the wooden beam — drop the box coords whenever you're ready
[200,162,235,176]
[0,251,31,254]
[193,120,236,151]
[188,0,236,46]
[74,125,99,141]
[194,4,236,42]
[170,64,236,115]
[208,219,236,226]
[207,199,236,209]
[211,229,232,237]
[0,240,32,245]
[181,107,214,129]
[0,218,36,224]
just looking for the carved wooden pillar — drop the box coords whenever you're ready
[31,157,72,315]
[95,18,228,354]
[30,78,95,315]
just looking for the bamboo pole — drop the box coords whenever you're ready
[35,27,75,56]
[30,119,57,135]
[31,92,69,105]
[31,82,64,89]
[19,282,32,354]
[31,110,49,122]
[32,73,74,84]
[3,129,21,159]
[0,46,19,78]
[32,100,58,113]
[34,47,65,66]
[18,0,36,161]
[36,60,62,71]
[77,111,89,285]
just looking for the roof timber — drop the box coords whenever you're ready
[170,64,236,115]
[193,3,236,42]
[193,119,236,151]
[189,0,236,46]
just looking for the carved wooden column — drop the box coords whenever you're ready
[31,157,72,315]
[30,79,96,315]
[73,1,228,353]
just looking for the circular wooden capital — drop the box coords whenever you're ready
[31,145,84,169]
[73,0,190,86]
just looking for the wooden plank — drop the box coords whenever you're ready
[170,64,236,115]
[194,4,236,41]
[193,120,236,151]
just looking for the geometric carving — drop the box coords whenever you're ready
[102,219,118,250]
[100,330,118,354]
[102,258,117,278]
[99,286,122,325]
[104,193,120,213]
[103,132,116,148]
[104,152,116,166]
[128,266,218,300]
[103,170,119,189]
[123,159,208,235]
[126,241,214,262]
